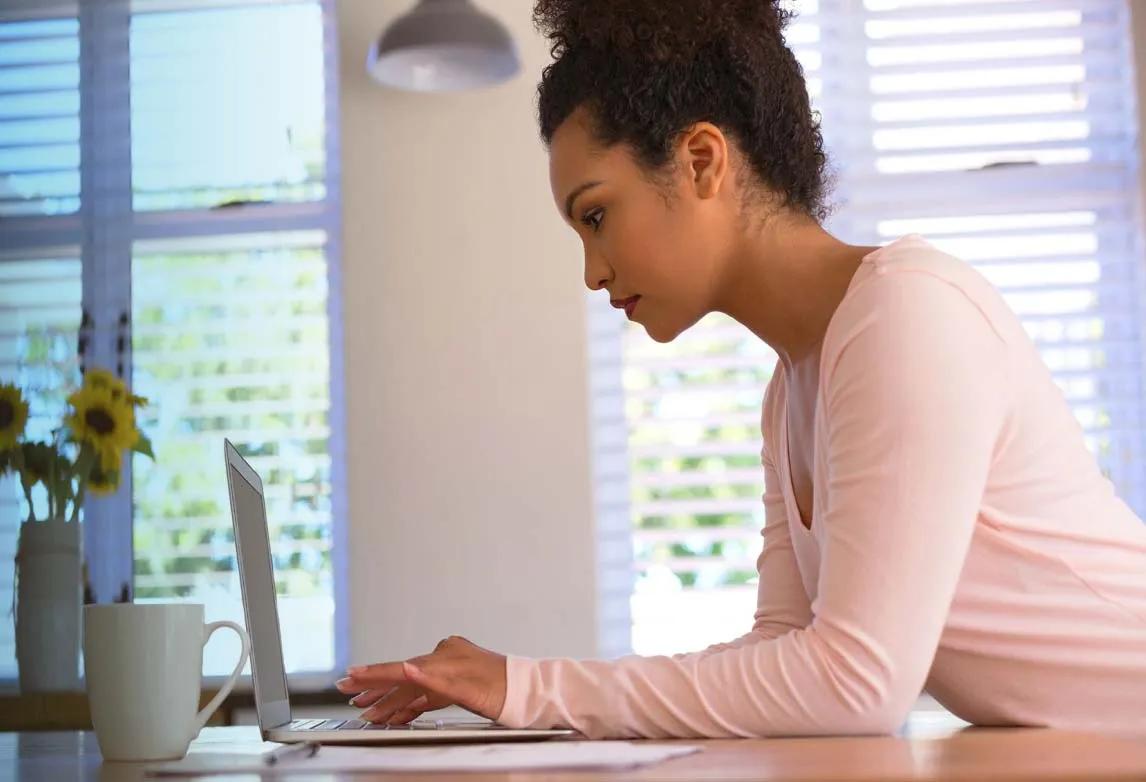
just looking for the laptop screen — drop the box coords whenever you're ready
[227,454,291,729]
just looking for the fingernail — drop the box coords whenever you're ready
[348,665,366,675]
[348,696,360,706]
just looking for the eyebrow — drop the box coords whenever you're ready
[564,180,604,222]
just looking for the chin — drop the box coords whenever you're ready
[643,320,683,344]
[641,307,702,343]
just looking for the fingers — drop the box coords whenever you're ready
[335,676,362,694]
[336,660,408,692]
[382,694,431,726]
[335,673,404,697]
[361,686,428,725]
[350,685,452,712]
[347,686,397,708]
[336,649,460,721]
[338,636,504,724]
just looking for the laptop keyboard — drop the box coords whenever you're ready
[288,718,501,732]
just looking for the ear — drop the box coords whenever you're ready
[679,122,729,200]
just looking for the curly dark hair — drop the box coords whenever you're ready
[532,0,833,223]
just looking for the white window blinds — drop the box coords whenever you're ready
[592,0,1146,657]
[131,230,336,674]
[826,0,1144,506]
[0,0,345,679]
[0,12,80,218]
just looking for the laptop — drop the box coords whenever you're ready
[223,438,577,744]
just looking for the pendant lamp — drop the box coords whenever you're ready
[367,0,520,92]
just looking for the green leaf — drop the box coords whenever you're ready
[132,432,155,460]
[75,444,97,478]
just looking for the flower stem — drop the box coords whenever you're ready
[71,480,86,524]
[20,479,36,524]
[47,432,58,521]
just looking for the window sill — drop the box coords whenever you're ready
[0,672,347,731]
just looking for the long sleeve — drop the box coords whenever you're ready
[496,270,1011,739]
[670,413,814,663]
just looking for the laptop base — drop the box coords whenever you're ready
[267,723,576,745]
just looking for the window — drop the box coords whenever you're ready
[128,1,327,211]
[0,0,345,679]
[0,256,83,678]
[132,232,337,674]
[590,0,1146,656]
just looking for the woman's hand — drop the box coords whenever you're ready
[335,635,508,725]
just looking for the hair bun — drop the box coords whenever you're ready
[533,0,793,63]
[533,0,831,224]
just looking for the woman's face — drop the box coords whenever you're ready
[548,107,733,343]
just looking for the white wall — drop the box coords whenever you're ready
[337,0,600,665]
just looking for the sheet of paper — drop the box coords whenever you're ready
[146,741,702,776]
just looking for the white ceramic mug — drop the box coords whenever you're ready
[83,603,250,762]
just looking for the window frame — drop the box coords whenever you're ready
[0,0,348,686]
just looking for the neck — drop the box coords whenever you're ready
[712,213,876,374]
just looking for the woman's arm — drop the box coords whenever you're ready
[496,271,1010,739]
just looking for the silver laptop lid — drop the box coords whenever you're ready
[224,439,292,733]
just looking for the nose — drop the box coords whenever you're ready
[583,249,611,292]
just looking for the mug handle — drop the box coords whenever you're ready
[192,620,251,735]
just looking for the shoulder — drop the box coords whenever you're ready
[831,234,1012,348]
[822,235,1015,387]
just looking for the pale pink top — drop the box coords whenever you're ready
[496,234,1146,739]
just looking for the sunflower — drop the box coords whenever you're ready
[83,368,125,392]
[84,368,149,409]
[67,384,136,473]
[0,383,29,450]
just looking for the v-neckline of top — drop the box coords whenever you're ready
[780,370,815,534]
[773,246,892,534]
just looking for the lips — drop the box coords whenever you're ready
[610,295,641,319]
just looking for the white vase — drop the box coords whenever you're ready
[15,516,83,692]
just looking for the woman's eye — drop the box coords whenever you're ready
[581,208,604,232]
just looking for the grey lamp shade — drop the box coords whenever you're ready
[367,0,520,92]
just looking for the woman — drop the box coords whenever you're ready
[336,0,1146,739]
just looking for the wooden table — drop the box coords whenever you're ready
[5,710,1146,781]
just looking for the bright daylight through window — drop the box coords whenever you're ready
[586,0,1146,656]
